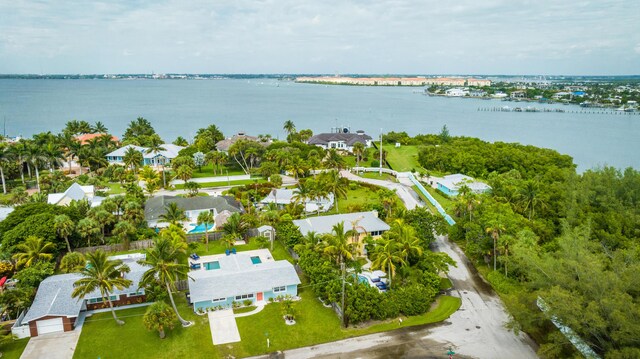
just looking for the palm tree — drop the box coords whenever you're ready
[205,151,227,175]
[143,301,177,339]
[283,120,296,139]
[370,238,405,287]
[322,222,355,266]
[112,220,136,250]
[93,121,108,133]
[54,214,75,252]
[292,180,314,207]
[159,202,188,226]
[77,218,101,247]
[145,138,167,187]
[388,220,423,262]
[221,213,249,243]
[72,250,132,325]
[196,211,215,251]
[352,142,365,167]
[518,179,545,221]
[319,170,348,213]
[286,156,307,179]
[90,209,115,244]
[0,144,12,194]
[25,142,47,191]
[123,147,143,173]
[322,149,346,170]
[12,236,56,269]
[138,237,192,327]
[8,140,27,184]
[486,221,505,271]
[43,140,64,172]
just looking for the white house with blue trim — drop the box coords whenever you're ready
[106,143,184,166]
[436,174,491,196]
[188,249,300,312]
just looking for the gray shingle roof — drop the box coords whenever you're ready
[22,254,148,323]
[144,195,243,222]
[293,211,390,235]
[308,132,372,146]
[188,254,300,303]
[22,274,85,323]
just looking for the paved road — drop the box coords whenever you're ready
[20,313,86,359]
[340,171,420,210]
[255,172,538,359]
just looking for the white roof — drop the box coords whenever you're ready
[47,183,95,205]
[260,189,334,213]
[437,174,491,192]
[188,252,300,303]
[293,211,390,236]
[106,144,184,160]
[106,144,147,157]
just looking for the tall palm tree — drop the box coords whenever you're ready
[518,179,545,221]
[123,147,143,173]
[322,222,355,266]
[77,218,101,247]
[319,170,348,213]
[388,219,423,262]
[12,236,56,269]
[93,121,108,133]
[283,120,296,139]
[145,138,167,187]
[322,149,346,170]
[43,140,64,172]
[486,221,505,271]
[72,250,132,325]
[370,238,405,287]
[8,140,27,184]
[292,180,314,207]
[159,202,188,226]
[221,213,249,242]
[138,236,192,327]
[112,220,136,250]
[25,141,47,191]
[352,142,365,167]
[54,214,75,252]
[0,144,12,194]
[90,209,115,244]
[196,211,215,251]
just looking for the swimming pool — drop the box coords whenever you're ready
[188,223,214,234]
[204,261,220,270]
[358,275,369,286]
[251,256,262,264]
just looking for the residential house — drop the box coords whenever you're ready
[445,88,468,97]
[215,132,271,154]
[436,174,491,196]
[144,195,244,232]
[47,182,104,208]
[188,249,300,312]
[510,91,527,99]
[293,211,390,256]
[105,143,184,166]
[259,188,334,213]
[15,254,147,337]
[75,133,119,145]
[307,129,372,152]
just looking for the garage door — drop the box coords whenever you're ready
[36,318,64,335]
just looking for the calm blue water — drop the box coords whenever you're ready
[188,223,214,234]
[1,79,638,171]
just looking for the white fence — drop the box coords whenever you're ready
[11,311,31,339]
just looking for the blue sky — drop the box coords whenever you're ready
[1,0,638,75]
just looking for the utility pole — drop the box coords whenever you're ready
[379,128,383,176]
[341,261,346,327]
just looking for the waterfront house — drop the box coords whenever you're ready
[144,195,244,232]
[436,174,491,196]
[445,88,468,97]
[215,132,271,154]
[188,249,300,312]
[105,143,184,167]
[259,188,334,213]
[47,182,104,208]
[293,211,390,256]
[14,254,147,338]
[307,129,372,152]
[75,133,119,145]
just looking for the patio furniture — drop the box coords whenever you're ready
[225,249,230,256]
[231,248,237,254]
[371,277,381,283]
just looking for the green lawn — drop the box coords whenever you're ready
[105,182,126,195]
[191,164,246,179]
[411,185,437,214]
[423,185,455,212]
[357,172,398,182]
[174,178,266,189]
[440,277,453,290]
[191,238,291,263]
[334,184,394,213]
[1,338,29,359]
[382,145,425,172]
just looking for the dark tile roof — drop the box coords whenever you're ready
[308,132,372,146]
[144,195,244,221]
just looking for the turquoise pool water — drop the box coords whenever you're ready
[204,261,220,270]
[358,275,369,286]
[188,223,214,234]
[251,256,262,264]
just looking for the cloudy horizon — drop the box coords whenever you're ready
[1,1,639,75]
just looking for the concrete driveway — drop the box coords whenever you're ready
[20,313,85,359]
[208,309,241,345]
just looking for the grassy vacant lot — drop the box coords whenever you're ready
[73,290,460,359]
[335,183,398,213]
[190,164,245,178]
[174,178,266,189]
[1,338,29,359]
[105,182,126,195]
[383,145,425,172]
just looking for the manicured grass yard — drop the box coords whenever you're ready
[1,338,29,359]
[357,172,398,182]
[74,289,460,359]
[334,184,399,214]
[383,145,425,172]
[174,178,266,189]
[105,182,126,194]
[189,164,246,178]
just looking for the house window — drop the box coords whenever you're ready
[273,286,286,293]
[212,297,226,303]
[234,293,254,300]
[88,295,118,304]
[128,290,145,297]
